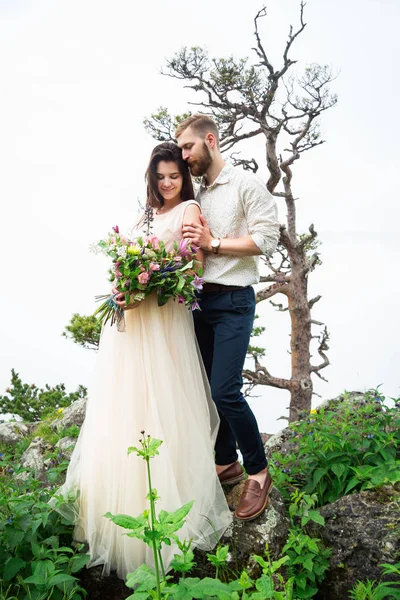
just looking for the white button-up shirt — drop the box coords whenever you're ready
[197,164,280,286]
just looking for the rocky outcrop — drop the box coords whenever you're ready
[51,397,87,430]
[55,436,77,458]
[315,486,400,599]
[0,421,36,445]
[193,485,289,578]
[16,436,53,481]
[223,484,289,573]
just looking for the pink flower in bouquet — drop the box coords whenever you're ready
[150,262,160,271]
[178,295,185,304]
[177,238,193,258]
[115,269,123,277]
[174,256,182,263]
[143,235,160,250]
[138,271,150,285]
[112,226,119,233]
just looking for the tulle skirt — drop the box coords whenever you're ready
[52,296,232,579]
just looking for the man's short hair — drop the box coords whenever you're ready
[175,114,220,146]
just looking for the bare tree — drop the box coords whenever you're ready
[144,3,337,421]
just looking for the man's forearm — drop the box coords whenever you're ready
[209,235,263,256]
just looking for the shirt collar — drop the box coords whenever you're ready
[200,164,233,189]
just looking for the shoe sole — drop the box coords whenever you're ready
[219,472,246,486]
[234,479,273,521]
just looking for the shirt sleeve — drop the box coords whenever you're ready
[240,174,280,256]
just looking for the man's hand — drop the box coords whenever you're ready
[182,215,213,252]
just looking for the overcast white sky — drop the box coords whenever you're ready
[1,0,399,433]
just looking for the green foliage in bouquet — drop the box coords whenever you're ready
[0,370,87,423]
[92,226,204,327]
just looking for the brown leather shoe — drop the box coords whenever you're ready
[217,461,246,485]
[234,471,273,521]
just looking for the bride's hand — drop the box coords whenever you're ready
[112,283,126,308]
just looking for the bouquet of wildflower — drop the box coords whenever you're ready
[92,226,204,328]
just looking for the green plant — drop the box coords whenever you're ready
[269,390,400,506]
[106,434,310,599]
[106,432,196,599]
[281,492,331,598]
[0,369,86,422]
[349,562,400,599]
[248,551,295,599]
[62,313,101,350]
[0,453,89,600]
[207,545,230,581]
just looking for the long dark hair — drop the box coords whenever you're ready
[145,142,194,208]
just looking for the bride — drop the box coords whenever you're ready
[52,142,232,579]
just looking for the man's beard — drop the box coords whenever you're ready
[188,142,212,177]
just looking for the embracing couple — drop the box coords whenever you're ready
[54,114,280,579]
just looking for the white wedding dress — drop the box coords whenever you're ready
[52,200,232,579]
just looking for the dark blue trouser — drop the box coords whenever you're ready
[193,287,267,475]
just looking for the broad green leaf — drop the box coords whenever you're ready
[308,510,325,526]
[33,559,55,579]
[23,574,46,586]
[49,572,78,586]
[344,477,360,495]
[176,275,185,294]
[70,553,91,573]
[126,564,157,591]
[331,463,347,479]
[180,260,194,272]
[270,555,290,573]
[170,550,196,574]
[255,574,274,595]
[5,525,25,550]
[158,501,194,527]
[295,575,307,590]
[105,512,147,533]
[236,570,253,590]
[311,467,328,490]
[303,557,314,572]
[147,438,163,457]
[306,538,320,554]
[3,557,26,581]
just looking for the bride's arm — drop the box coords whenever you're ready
[182,203,204,269]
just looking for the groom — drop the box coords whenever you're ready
[177,114,280,521]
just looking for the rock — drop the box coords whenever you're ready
[51,397,87,431]
[315,486,400,599]
[317,390,367,413]
[16,436,52,481]
[264,425,299,464]
[260,432,272,445]
[55,436,77,459]
[194,485,289,577]
[0,421,35,445]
